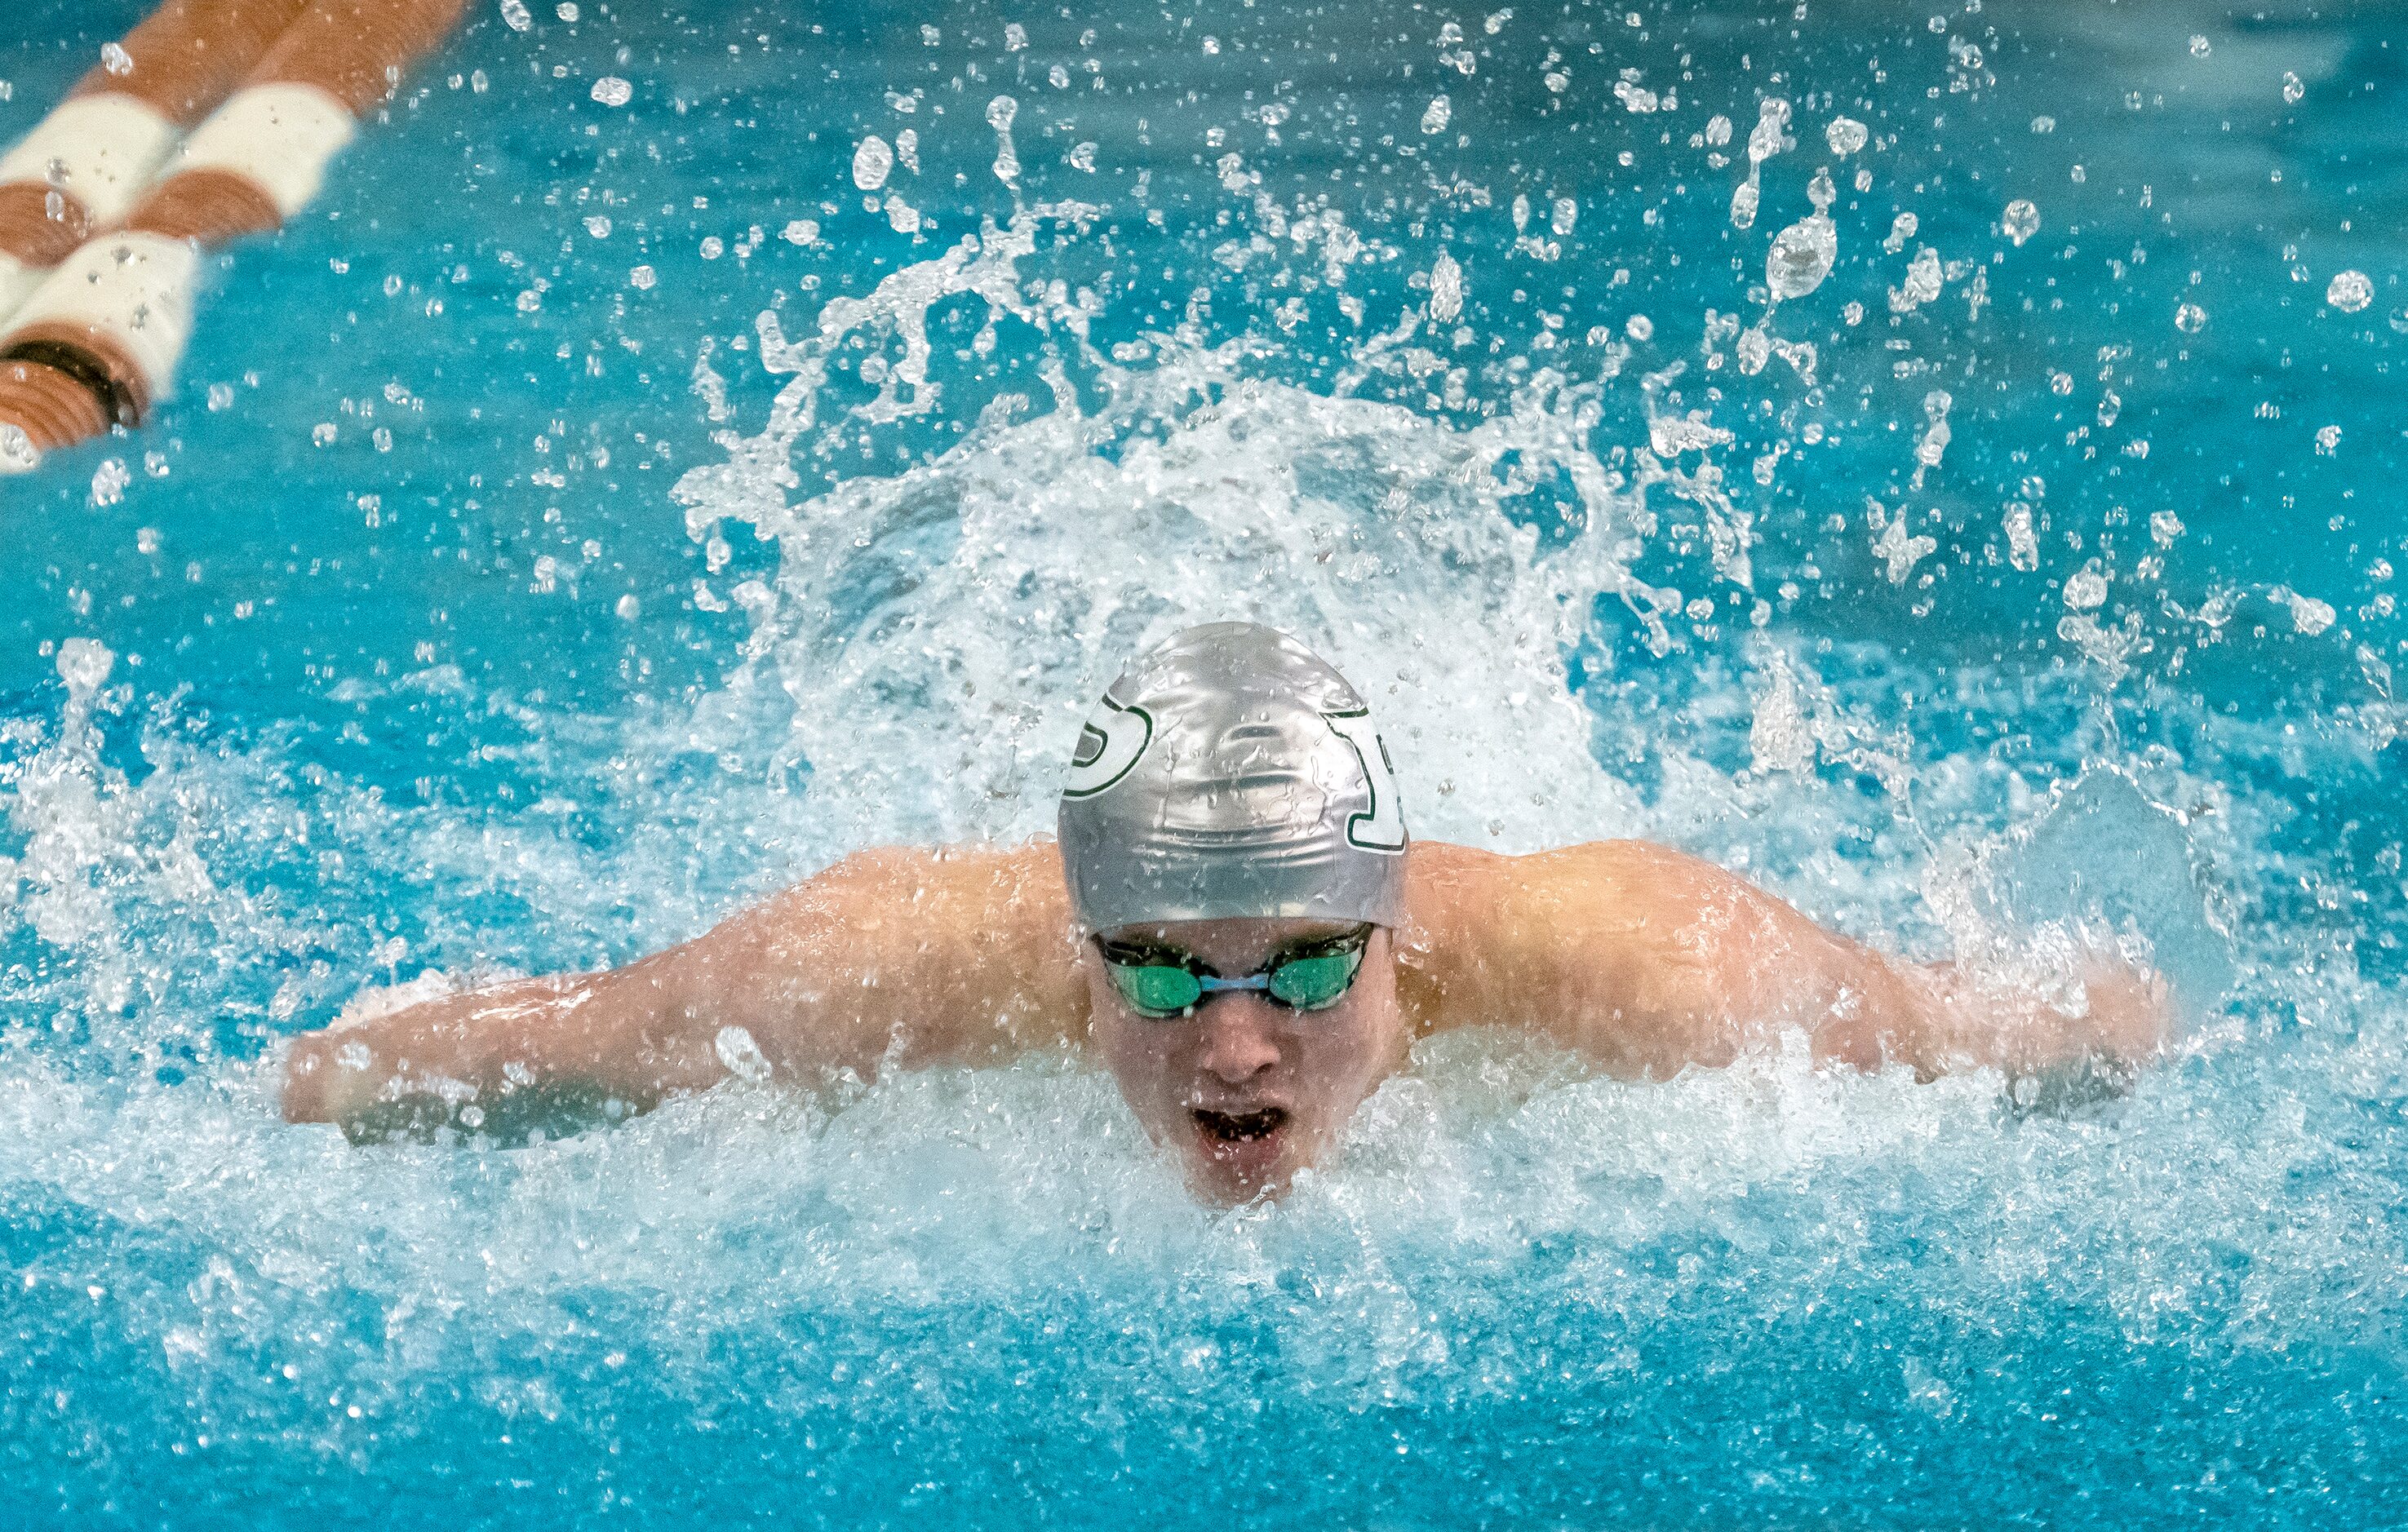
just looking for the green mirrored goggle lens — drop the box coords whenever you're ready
[1263,947,1363,1010]
[1111,963,1204,1016]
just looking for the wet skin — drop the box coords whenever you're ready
[1081,919,1404,1204]
[283,840,2174,1199]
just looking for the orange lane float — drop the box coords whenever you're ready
[0,0,312,321]
[0,0,468,471]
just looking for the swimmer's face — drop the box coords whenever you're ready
[1082,917,1405,1205]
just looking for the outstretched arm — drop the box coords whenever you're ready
[1397,840,2169,1080]
[282,843,1087,1140]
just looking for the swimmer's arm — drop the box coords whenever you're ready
[281,842,1088,1139]
[1398,839,2169,1079]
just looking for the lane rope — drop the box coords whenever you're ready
[0,1,313,322]
[0,0,468,472]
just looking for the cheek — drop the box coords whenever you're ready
[1086,986,1180,1104]
[1301,997,1404,1103]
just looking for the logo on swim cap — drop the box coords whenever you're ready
[1056,622,1410,932]
[1063,693,1153,799]
[1322,708,1407,852]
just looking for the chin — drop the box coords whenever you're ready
[1179,1105,1308,1202]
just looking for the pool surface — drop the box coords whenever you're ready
[1,0,2405,1525]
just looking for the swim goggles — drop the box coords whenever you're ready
[1093,924,1375,1019]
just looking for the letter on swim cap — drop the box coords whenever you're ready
[1056,622,1408,932]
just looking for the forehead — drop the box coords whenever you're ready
[1098,916,1363,967]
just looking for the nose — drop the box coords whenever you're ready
[1194,998,1281,1085]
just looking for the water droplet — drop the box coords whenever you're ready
[2326,270,2372,313]
[1429,250,1463,322]
[1746,99,1792,166]
[1766,215,1837,300]
[1824,117,1868,156]
[2174,301,2208,334]
[2002,198,2039,246]
[1420,95,1452,135]
[88,457,129,507]
[1728,178,1759,232]
[714,1026,774,1084]
[589,76,631,107]
[987,96,1020,184]
[853,135,894,191]
[1888,246,1945,312]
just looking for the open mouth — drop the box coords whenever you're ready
[1191,1107,1287,1143]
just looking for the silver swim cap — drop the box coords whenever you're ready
[1058,622,1408,933]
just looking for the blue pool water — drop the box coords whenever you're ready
[1,0,2405,1524]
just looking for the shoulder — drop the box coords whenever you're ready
[1405,836,1723,918]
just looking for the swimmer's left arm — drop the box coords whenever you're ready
[1398,839,2170,1079]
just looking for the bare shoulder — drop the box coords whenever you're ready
[711,837,1085,1068]
[1396,837,1805,1065]
[1403,836,1749,932]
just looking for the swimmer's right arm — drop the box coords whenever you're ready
[280,843,1089,1140]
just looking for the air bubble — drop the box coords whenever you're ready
[590,76,632,108]
[1824,117,1868,156]
[1421,95,1452,135]
[2325,270,2372,313]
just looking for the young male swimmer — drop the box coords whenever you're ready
[282,622,2170,1203]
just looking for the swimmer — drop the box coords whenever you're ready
[282,622,2171,1202]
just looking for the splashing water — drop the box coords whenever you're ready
[0,0,2404,1523]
